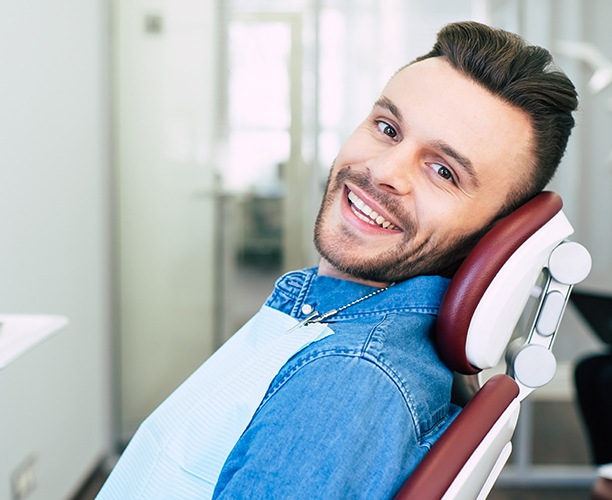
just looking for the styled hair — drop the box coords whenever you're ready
[412,21,578,214]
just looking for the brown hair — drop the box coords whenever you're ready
[413,21,578,213]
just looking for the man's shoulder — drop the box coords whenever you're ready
[269,310,453,435]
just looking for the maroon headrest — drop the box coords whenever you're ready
[395,374,520,499]
[436,191,563,374]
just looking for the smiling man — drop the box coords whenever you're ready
[314,56,535,285]
[98,21,577,500]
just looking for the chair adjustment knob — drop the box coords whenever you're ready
[548,242,592,285]
[512,344,557,388]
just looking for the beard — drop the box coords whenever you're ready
[313,166,493,283]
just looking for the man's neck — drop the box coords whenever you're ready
[317,258,393,288]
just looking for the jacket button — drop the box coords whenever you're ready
[301,304,314,315]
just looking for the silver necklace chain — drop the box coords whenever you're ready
[287,282,396,333]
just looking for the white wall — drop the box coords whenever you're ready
[0,0,112,498]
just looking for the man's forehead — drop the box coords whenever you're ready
[383,57,470,96]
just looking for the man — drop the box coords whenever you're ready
[98,21,577,499]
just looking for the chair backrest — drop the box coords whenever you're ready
[395,191,591,499]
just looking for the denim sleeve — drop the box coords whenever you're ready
[213,354,426,499]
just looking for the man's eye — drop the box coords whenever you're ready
[429,163,455,183]
[376,121,397,139]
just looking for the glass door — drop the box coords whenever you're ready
[215,12,317,344]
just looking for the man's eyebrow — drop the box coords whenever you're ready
[374,96,404,123]
[432,140,481,188]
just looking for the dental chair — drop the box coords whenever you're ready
[395,191,592,499]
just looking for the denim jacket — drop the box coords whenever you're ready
[98,268,457,500]
[214,268,459,499]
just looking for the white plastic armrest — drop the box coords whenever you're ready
[443,399,521,500]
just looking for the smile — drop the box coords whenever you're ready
[347,189,399,230]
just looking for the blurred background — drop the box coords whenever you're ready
[1,0,611,498]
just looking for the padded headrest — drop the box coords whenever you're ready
[435,192,571,374]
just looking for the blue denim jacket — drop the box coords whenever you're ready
[214,268,459,499]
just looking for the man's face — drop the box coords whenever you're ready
[314,57,534,285]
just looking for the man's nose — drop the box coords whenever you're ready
[369,145,416,196]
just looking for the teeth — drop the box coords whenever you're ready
[350,205,377,225]
[349,191,365,209]
[347,190,397,230]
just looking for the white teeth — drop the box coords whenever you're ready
[350,205,376,225]
[349,191,364,209]
[347,190,397,230]
[348,191,363,208]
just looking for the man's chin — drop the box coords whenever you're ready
[317,250,410,284]
[315,237,464,283]
[316,236,406,284]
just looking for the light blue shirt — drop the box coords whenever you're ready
[99,268,458,499]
